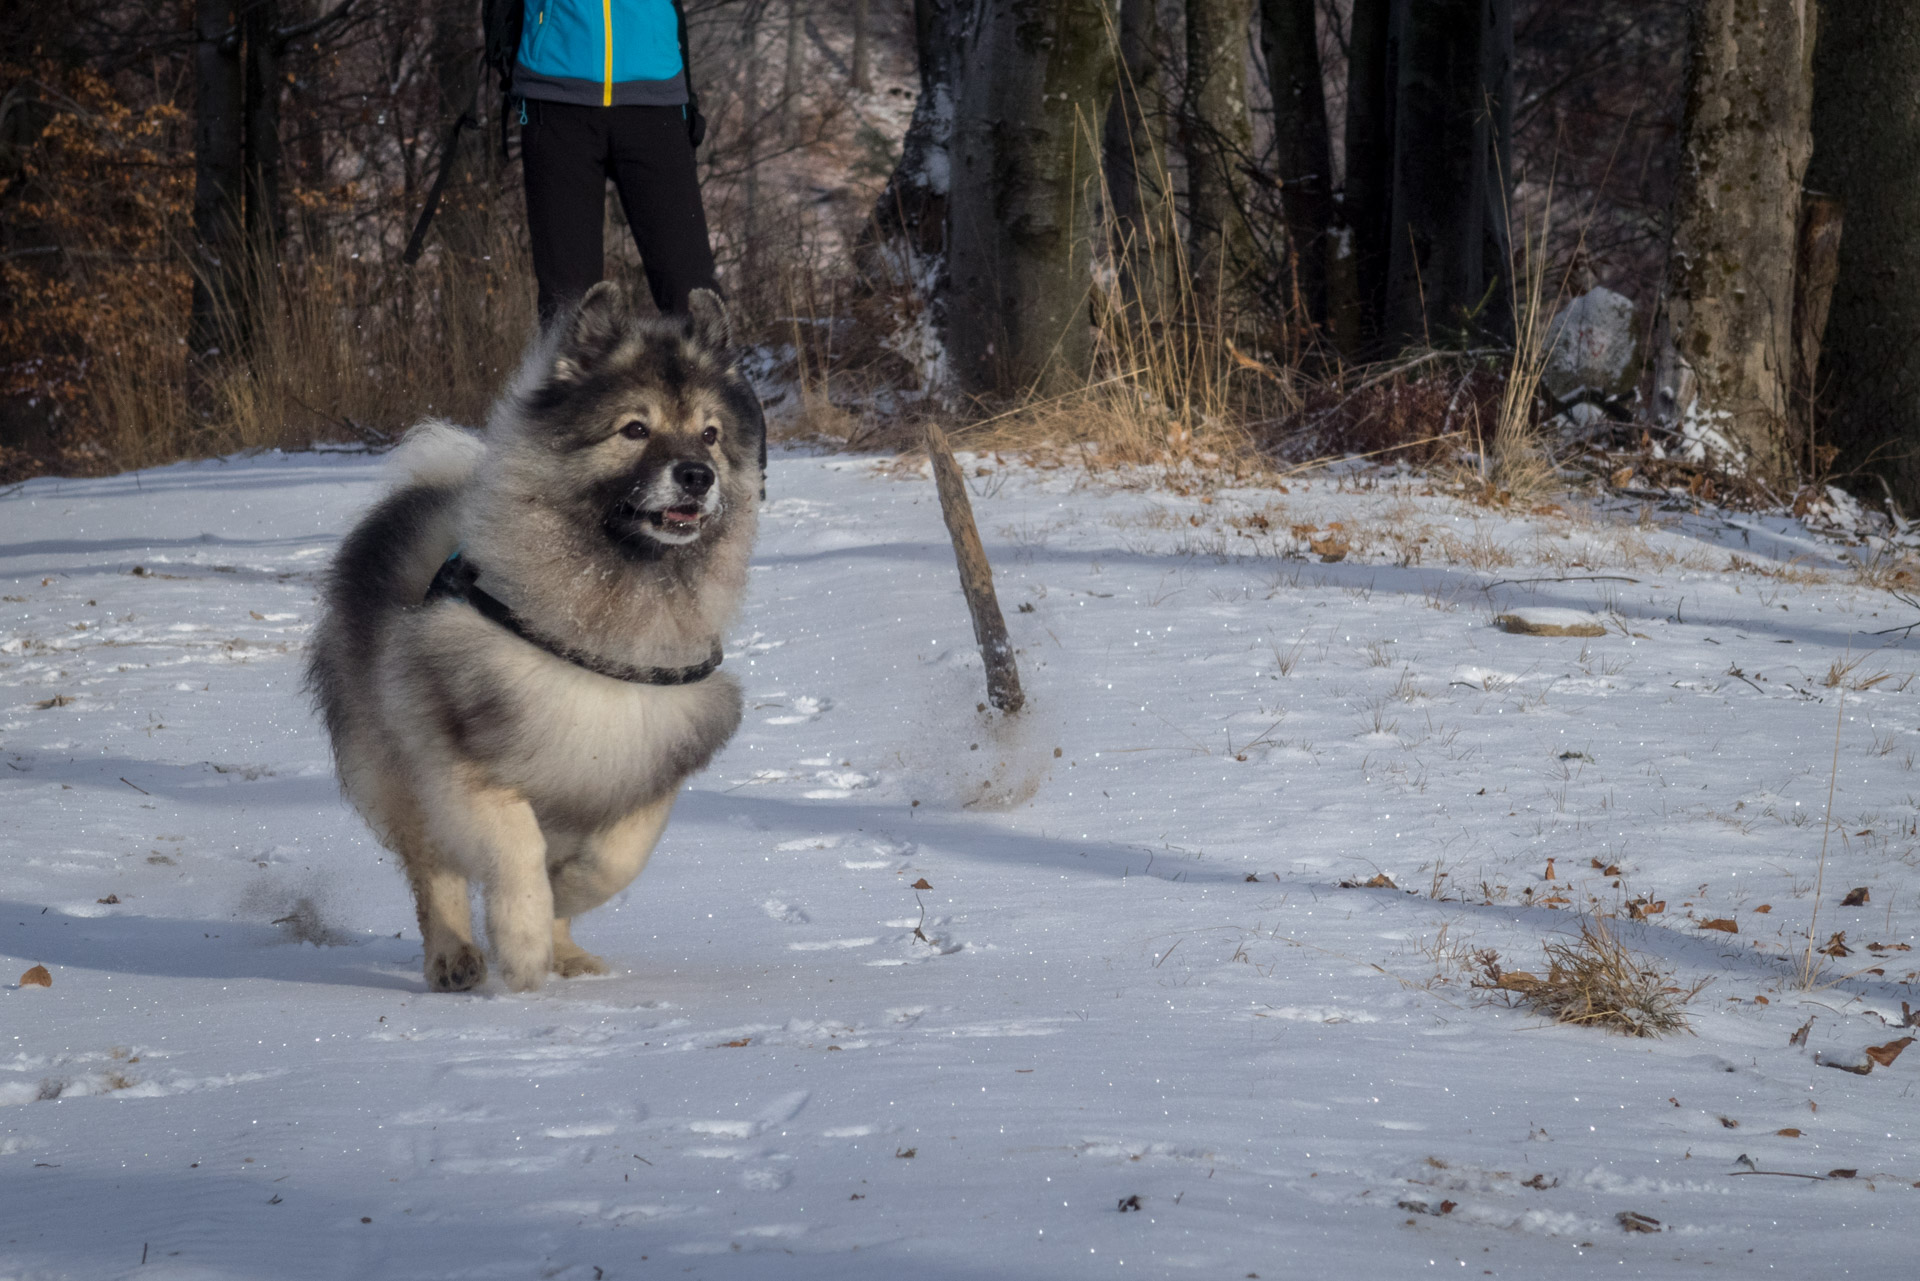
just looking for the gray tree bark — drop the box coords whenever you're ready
[191,0,244,363]
[1654,0,1816,483]
[1381,0,1512,351]
[946,0,1118,400]
[1103,0,1172,312]
[1182,0,1255,312]
[1807,3,1920,507]
[1260,0,1332,330]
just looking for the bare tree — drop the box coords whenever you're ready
[191,0,245,364]
[1381,0,1512,350]
[1260,0,1332,331]
[1183,0,1256,313]
[1807,3,1920,507]
[1342,0,1393,353]
[870,0,962,264]
[1653,0,1816,481]
[946,0,1118,398]
[1103,0,1173,311]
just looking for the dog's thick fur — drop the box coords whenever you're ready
[307,285,763,992]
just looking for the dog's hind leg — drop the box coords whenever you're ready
[546,791,677,978]
[426,769,552,992]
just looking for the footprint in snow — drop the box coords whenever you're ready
[761,897,809,924]
[804,769,874,799]
[763,694,831,725]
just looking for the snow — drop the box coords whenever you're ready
[2,449,1917,1278]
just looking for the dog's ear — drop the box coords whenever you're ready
[554,281,628,381]
[686,288,732,357]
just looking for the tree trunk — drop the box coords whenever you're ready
[1343,0,1393,354]
[1789,192,1842,477]
[1103,0,1172,312]
[429,0,490,262]
[1654,0,1816,482]
[1381,0,1512,351]
[242,0,283,260]
[1182,0,1255,313]
[1259,0,1332,332]
[851,0,872,93]
[870,0,962,263]
[1807,4,1920,508]
[783,0,806,142]
[191,0,244,364]
[946,0,1118,400]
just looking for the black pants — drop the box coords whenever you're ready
[521,101,717,323]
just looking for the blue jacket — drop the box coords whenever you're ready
[512,0,687,107]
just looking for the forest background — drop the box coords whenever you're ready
[3,1,1915,525]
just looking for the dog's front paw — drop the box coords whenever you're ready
[552,946,610,978]
[426,941,488,992]
[496,947,553,993]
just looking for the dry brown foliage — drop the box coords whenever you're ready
[1475,917,1706,1037]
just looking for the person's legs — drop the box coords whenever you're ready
[521,101,612,325]
[606,106,718,316]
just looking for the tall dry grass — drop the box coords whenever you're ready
[1480,177,1565,501]
[91,225,536,472]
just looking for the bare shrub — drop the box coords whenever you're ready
[1475,917,1706,1036]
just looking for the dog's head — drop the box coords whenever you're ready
[513,283,763,555]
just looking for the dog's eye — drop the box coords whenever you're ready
[618,420,649,441]
[701,425,719,446]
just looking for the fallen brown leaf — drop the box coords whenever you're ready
[1827,1168,1858,1179]
[718,1038,751,1048]
[910,878,933,890]
[1617,1211,1661,1234]
[1818,932,1852,958]
[1790,1017,1814,1047]
[1753,904,1772,914]
[1699,918,1739,934]
[34,695,73,710]
[19,965,51,988]
[1776,1128,1802,1137]
[1841,887,1870,907]
[1864,1037,1914,1068]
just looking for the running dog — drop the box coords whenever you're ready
[307,284,763,992]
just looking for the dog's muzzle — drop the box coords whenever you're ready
[610,460,720,545]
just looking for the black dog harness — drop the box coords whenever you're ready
[424,551,722,686]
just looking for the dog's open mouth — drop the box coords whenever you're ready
[652,503,704,530]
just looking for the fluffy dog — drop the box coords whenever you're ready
[307,284,763,992]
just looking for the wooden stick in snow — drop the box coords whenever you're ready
[924,423,1024,715]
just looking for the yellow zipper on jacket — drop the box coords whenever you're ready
[602,0,613,105]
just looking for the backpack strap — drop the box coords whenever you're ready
[671,0,706,147]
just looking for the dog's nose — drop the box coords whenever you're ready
[672,460,715,496]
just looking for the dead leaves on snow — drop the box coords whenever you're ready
[18,965,51,988]
[1473,919,1704,1037]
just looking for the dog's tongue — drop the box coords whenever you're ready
[662,506,701,526]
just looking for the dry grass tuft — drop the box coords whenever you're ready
[1475,917,1705,1036]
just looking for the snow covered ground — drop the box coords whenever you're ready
[2,447,1916,1279]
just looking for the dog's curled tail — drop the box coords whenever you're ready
[385,419,487,492]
